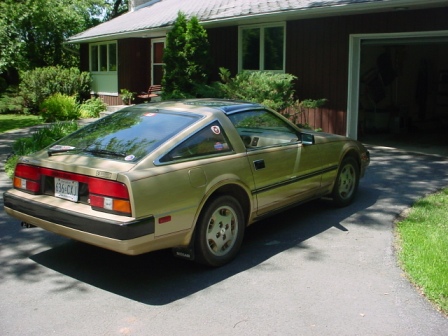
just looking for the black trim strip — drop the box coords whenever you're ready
[252,165,338,195]
[3,191,154,240]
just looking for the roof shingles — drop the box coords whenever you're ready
[66,0,400,42]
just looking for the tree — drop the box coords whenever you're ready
[162,12,189,96]
[185,16,211,85]
[0,0,104,83]
[162,12,211,98]
[103,0,128,20]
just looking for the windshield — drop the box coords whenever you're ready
[50,108,200,162]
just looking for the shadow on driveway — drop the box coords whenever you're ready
[27,186,379,305]
[2,145,447,306]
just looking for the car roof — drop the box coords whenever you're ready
[130,99,264,116]
[181,99,263,114]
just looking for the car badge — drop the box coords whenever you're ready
[211,126,221,134]
[125,155,136,161]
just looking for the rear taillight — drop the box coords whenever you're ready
[13,164,41,194]
[13,164,132,216]
[88,179,131,216]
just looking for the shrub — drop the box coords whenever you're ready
[217,68,296,111]
[5,120,78,178]
[39,93,79,122]
[19,66,91,112]
[162,12,211,98]
[120,89,135,105]
[0,88,28,114]
[79,97,107,118]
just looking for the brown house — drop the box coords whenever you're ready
[67,0,448,139]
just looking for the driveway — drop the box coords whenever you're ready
[0,126,447,335]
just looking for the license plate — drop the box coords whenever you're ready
[54,178,79,202]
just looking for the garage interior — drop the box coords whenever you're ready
[358,37,448,154]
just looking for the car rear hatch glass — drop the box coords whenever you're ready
[48,107,200,162]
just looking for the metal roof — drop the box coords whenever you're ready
[67,0,447,43]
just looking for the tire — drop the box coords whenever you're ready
[195,195,245,267]
[331,156,360,207]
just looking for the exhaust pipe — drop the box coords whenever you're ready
[21,222,36,228]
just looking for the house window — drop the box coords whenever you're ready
[239,23,285,72]
[90,42,117,72]
[152,38,165,85]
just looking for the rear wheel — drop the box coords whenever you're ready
[195,195,245,267]
[331,156,359,207]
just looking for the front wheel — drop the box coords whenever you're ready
[195,195,245,267]
[331,156,360,207]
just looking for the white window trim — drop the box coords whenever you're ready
[238,22,286,73]
[347,30,448,139]
[89,41,118,73]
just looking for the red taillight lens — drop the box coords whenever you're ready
[13,164,132,216]
[89,179,131,216]
[14,164,41,194]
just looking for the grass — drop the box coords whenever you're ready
[396,188,448,315]
[0,114,42,133]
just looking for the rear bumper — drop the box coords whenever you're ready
[3,190,154,241]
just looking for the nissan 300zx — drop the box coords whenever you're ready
[3,99,370,266]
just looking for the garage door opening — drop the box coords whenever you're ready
[348,32,448,155]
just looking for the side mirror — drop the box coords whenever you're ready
[301,133,315,145]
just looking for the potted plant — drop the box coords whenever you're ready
[120,89,135,105]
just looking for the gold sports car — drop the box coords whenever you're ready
[4,99,370,267]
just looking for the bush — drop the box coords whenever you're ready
[79,97,107,118]
[0,87,28,114]
[162,12,211,98]
[39,93,79,122]
[217,68,296,111]
[5,120,78,178]
[19,66,91,112]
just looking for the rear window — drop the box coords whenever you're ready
[50,108,200,162]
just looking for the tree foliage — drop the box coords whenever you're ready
[103,0,129,21]
[217,68,297,111]
[0,0,105,80]
[20,66,91,112]
[162,12,211,98]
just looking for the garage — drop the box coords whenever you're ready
[348,32,448,152]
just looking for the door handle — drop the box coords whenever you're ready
[253,159,265,170]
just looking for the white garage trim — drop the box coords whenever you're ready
[346,30,448,139]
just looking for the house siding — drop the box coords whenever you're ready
[207,26,239,80]
[118,38,151,97]
[83,6,448,133]
[283,7,448,134]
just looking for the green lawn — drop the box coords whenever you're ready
[396,188,448,315]
[0,114,42,133]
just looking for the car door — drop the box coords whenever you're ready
[227,109,322,216]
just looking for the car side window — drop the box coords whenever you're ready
[161,121,232,162]
[227,110,299,148]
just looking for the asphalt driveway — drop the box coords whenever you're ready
[0,126,447,335]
